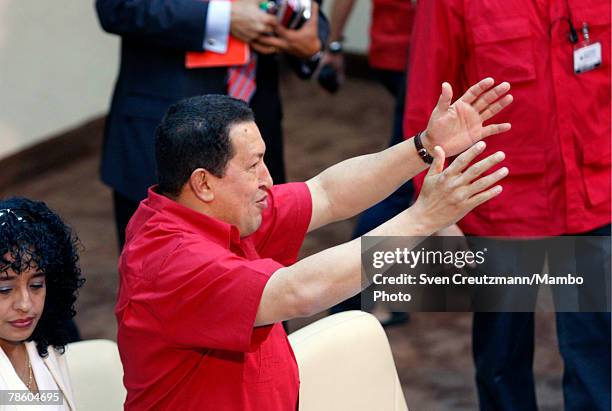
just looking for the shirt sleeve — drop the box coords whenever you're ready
[203,0,231,53]
[150,242,284,352]
[248,183,313,266]
[403,0,467,194]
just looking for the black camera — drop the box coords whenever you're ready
[317,63,340,93]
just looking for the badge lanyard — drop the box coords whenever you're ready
[564,0,603,74]
[573,22,602,74]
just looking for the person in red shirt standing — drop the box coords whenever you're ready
[117,83,514,410]
[403,1,611,410]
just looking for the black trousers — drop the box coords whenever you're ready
[473,224,611,411]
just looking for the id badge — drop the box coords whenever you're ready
[574,42,602,74]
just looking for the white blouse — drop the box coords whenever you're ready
[0,342,74,410]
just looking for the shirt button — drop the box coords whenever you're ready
[207,38,216,46]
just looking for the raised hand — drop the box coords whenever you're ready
[412,141,508,231]
[422,78,513,157]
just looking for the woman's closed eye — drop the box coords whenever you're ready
[30,282,45,290]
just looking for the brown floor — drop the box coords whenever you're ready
[0,73,563,410]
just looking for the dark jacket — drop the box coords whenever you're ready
[96,0,327,201]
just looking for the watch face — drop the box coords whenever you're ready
[329,42,343,53]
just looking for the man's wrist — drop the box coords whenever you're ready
[327,40,343,54]
[420,130,434,152]
[414,131,434,164]
[402,205,437,237]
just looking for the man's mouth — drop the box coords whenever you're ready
[256,196,268,209]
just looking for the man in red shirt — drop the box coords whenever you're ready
[116,83,513,410]
[403,1,611,410]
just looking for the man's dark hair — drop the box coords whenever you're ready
[0,197,84,358]
[155,94,255,196]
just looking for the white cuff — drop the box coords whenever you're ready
[203,0,231,53]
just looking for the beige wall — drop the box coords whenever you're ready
[0,0,119,161]
[322,0,371,54]
[0,1,371,162]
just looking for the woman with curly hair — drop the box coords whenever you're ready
[0,197,84,410]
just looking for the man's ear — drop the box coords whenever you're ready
[188,168,215,202]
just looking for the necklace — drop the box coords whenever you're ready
[20,350,33,391]
[25,354,33,391]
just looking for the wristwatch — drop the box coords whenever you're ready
[328,41,343,54]
[414,131,434,164]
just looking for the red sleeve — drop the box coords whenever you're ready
[151,242,283,352]
[248,183,312,265]
[403,0,467,194]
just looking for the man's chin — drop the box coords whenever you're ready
[241,217,263,238]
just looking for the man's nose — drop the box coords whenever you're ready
[260,162,273,189]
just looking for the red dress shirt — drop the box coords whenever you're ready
[116,183,312,410]
[403,0,611,236]
[368,0,415,71]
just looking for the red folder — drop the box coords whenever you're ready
[186,36,250,68]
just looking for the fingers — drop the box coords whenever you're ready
[231,0,278,40]
[481,122,512,138]
[468,185,503,208]
[444,141,486,175]
[310,1,319,15]
[457,150,505,184]
[435,82,453,112]
[427,146,446,176]
[308,2,319,24]
[480,94,514,122]
[255,13,277,33]
[253,34,288,50]
[274,7,320,58]
[466,165,509,197]
[251,41,277,55]
[458,77,494,104]
[275,23,289,38]
[473,81,510,113]
[277,2,317,37]
[415,143,505,231]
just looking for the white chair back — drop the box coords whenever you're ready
[289,311,409,411]
[65,339,126,411]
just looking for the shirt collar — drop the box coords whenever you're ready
[145,186,242,248]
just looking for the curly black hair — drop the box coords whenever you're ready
[0,197,85,357]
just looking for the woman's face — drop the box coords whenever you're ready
[0,258,46,350]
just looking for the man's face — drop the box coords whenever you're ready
[212,121,273,236]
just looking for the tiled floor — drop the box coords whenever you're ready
[0,73,563,410]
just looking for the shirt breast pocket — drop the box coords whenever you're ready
[573,4,611,69]
[471,18,537,83]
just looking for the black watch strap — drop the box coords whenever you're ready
[414,131,434,164]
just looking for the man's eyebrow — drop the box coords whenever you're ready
[250,153,264,162]
[30,272,45,279]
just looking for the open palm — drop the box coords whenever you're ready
[424,78,513,157]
